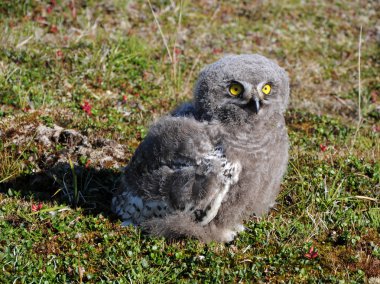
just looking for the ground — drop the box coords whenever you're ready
[0,0,379,283]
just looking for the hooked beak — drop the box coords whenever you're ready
[252,97,260,114]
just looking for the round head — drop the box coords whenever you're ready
[193,54,289,124]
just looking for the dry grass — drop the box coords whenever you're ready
[0,0,379,283]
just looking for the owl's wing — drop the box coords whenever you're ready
[170,102,197,118]
[115,116,241,226]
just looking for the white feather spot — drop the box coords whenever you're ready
[199,182,230,226]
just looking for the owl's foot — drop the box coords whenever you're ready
[235,223,245,233]
[208,223,243,243]
[219,229,238,243]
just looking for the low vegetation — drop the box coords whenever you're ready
[0,1,379,283]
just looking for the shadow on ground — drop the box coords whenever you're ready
[0,162,120,218]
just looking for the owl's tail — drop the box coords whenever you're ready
[141,212,216,243]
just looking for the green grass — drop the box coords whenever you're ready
[0,0,379,283]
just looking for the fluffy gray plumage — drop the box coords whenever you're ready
[112,54,289,242]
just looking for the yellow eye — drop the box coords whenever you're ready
[229,83,244,96]
[262,84,271,95]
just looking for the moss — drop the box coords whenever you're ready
[0,0,379,282]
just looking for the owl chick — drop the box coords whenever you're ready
[112,54,289,243]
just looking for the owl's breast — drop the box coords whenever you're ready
[213,120,288,219]
[217,119,288,188]
[223,122,287,158]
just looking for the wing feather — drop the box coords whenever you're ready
[115,116,241,225]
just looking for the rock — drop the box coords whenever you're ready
[59,129,89,147]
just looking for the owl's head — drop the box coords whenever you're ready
[193,54,289,124]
